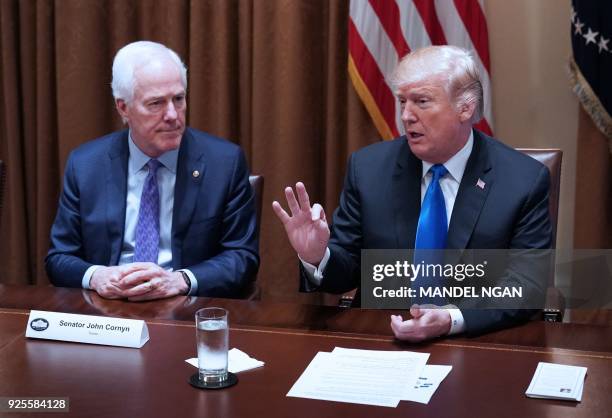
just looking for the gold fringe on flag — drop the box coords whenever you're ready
[348,55,394,141]
[568,57,612,154]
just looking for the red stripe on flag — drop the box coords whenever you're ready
[474,118,493,136]
[453,0,491,72]
[367,0,410,57]
[412,0,448,45]
[349,19,400,137]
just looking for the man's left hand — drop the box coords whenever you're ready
[118,262,189,301]
[390,305,451,342]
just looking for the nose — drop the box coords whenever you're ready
[164,102,177,121]
[401,103,417,124]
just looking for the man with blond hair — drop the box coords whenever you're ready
[273,46,551,342]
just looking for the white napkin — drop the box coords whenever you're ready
[186,348,264,373]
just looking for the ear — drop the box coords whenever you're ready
[115,99,129,124]
[458,100,476,123]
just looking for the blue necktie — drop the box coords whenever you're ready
[415,164,448,249]
[134,159,162,263]
[414,164,448,305]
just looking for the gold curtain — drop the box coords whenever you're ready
[571,107,612,325]
[0,0,379,304]
[574,108,612,249]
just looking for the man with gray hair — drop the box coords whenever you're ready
[273,45,551,341]
[46,41,259,300]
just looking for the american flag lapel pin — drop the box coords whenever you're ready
[476,178,486,190]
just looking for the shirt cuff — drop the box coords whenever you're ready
[177,269,198,296]
[82,265,102,289]
[299,248,331,287]
[444,305,466,335]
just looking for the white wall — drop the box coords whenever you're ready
[486,0,578,248]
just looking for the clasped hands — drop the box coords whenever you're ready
[89,262,188,301]
[273,182,451,342]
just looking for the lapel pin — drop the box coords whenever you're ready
[476,178,486,190]
[192,170,200,178]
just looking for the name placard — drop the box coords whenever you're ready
[25,310,149,348]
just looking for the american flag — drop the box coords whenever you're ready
[569,1,612,140]
[348,0,493,140]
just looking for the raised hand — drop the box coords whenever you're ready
[272,182,330,265]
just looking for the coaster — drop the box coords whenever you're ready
[189,372,238,390]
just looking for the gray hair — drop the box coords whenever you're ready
[111,41,188,103]
[389,45,484,123]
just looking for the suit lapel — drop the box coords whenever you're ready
[447,130,492,250]
[392,139,422,248]
[106,131,129,265]
[172,129,206,262]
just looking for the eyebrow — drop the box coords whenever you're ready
[143,91,186,102]
[396,86,437,97]
[407,87,435,96]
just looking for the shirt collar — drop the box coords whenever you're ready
[421,130,474,183]
[128,131,179,174]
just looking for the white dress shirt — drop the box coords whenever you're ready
[81,133,198,295]
[302,131,475,334]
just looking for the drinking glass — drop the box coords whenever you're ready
[195,307,229,382]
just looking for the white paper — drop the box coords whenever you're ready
[186,348,264,373]
[526,362,587,402]
[287,348,429,408]
[331,346,442,403]
[26,310,148,348]
[403,365,452,404]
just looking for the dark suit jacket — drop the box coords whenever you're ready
[46,128,259,297]
[301,130,552,335]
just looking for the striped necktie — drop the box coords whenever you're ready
[134,159,162,263]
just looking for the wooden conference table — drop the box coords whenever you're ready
[0,284,611,417]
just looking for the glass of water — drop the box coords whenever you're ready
[195,307,229,383]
